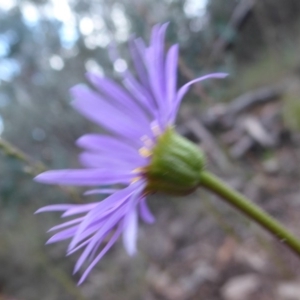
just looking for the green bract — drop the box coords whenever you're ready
[145,127,205,195]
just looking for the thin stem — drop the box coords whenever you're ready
[0,137,45,174]
[0,137,81,203]
[37,250,87,300]
[199,171,300,257]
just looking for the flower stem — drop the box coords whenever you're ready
[199,171,300,257]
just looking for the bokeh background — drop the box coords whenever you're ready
[1,0,300,299]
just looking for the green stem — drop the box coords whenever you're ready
[199,171,300,257]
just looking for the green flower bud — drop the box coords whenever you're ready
[144,127,205,196]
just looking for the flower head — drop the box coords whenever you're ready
[35,23,227,284]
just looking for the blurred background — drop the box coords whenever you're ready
[1,0,300,299]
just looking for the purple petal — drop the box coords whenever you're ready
[73,207,125,273]
[68,182,144,250]
[145,47,164,110]
[78,152,142,170]
[62,203,101,217]
[165,44,179,106]
[123,206,138,256]
[76,134,140,152]
[67,236,93,256]
[67,219,109,256]
[35,204,74,213]
[139,198,155,224]
[129,37,149,88]
[46,226,77,244]
[145,24,169,114]
[171,73,228,122]
[122,71,157,116]
[48,217,84,232]
[84,189,118,196]
[86,73,151,130]
[34,169,133,186]
[72,224,109,272]
[77,225,122,285]
[122,184,145,255]
[152,23,169,95]
[71,86,147,140]
[68,219,107,254]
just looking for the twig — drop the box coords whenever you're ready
[202,85,283,129]
[37,251,87,300]
[0,137,44,175]
[227,85,283,117]
[209,0,256,62]
[0,137,82,203]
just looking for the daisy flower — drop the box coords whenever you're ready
[35,23,227,284]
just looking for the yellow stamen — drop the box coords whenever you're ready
[151,124,161,137]
[132,167,145,174]
[139,147,152,158]
[141,135,154,148]
[131,176,142,184]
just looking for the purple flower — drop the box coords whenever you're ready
[35,23,227,284]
